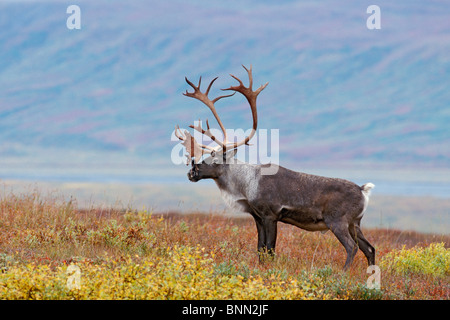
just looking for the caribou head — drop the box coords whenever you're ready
[175,65,268,183]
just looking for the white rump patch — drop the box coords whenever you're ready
[361,182,375,196]
[358,182,375,219]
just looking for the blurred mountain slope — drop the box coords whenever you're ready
[0,0,449,183]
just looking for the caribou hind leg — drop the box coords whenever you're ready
[349,223,376,266]
[328,220,359,271]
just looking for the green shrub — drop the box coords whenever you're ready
[380,243,449,277]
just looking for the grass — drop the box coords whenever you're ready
[0,189,448,300]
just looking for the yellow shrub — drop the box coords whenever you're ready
[380,243,449,277]
[0,245,329,300]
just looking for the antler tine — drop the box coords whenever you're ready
[242,64,252,88]
[189,120,225,149]
[184,78,201,99]
[205,77,217,96]
[178,128,213,165]
[220,65,269,150]
[184,76,235,102]
[223,65,268,97]
[183,75,231,145]
[229,73,244,88]
[212,91,236,103]
[174,125,186,141]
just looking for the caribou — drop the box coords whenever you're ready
[174,65,375,270]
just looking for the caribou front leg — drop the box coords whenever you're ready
[256,215,278,262]
[251,214,266,260]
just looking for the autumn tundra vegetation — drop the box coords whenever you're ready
[1,67,449,300]
[0,189,448,300]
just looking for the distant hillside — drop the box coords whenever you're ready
[0,0,449,183]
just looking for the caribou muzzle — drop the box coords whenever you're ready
[187,161,200,182]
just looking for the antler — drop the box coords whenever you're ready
[221,65,268,150]
[174,125,210,165]
[184,76,235,146]
[189,118,225,150]
[176,65,268,163]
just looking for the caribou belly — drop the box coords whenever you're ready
[280,217,329,232]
